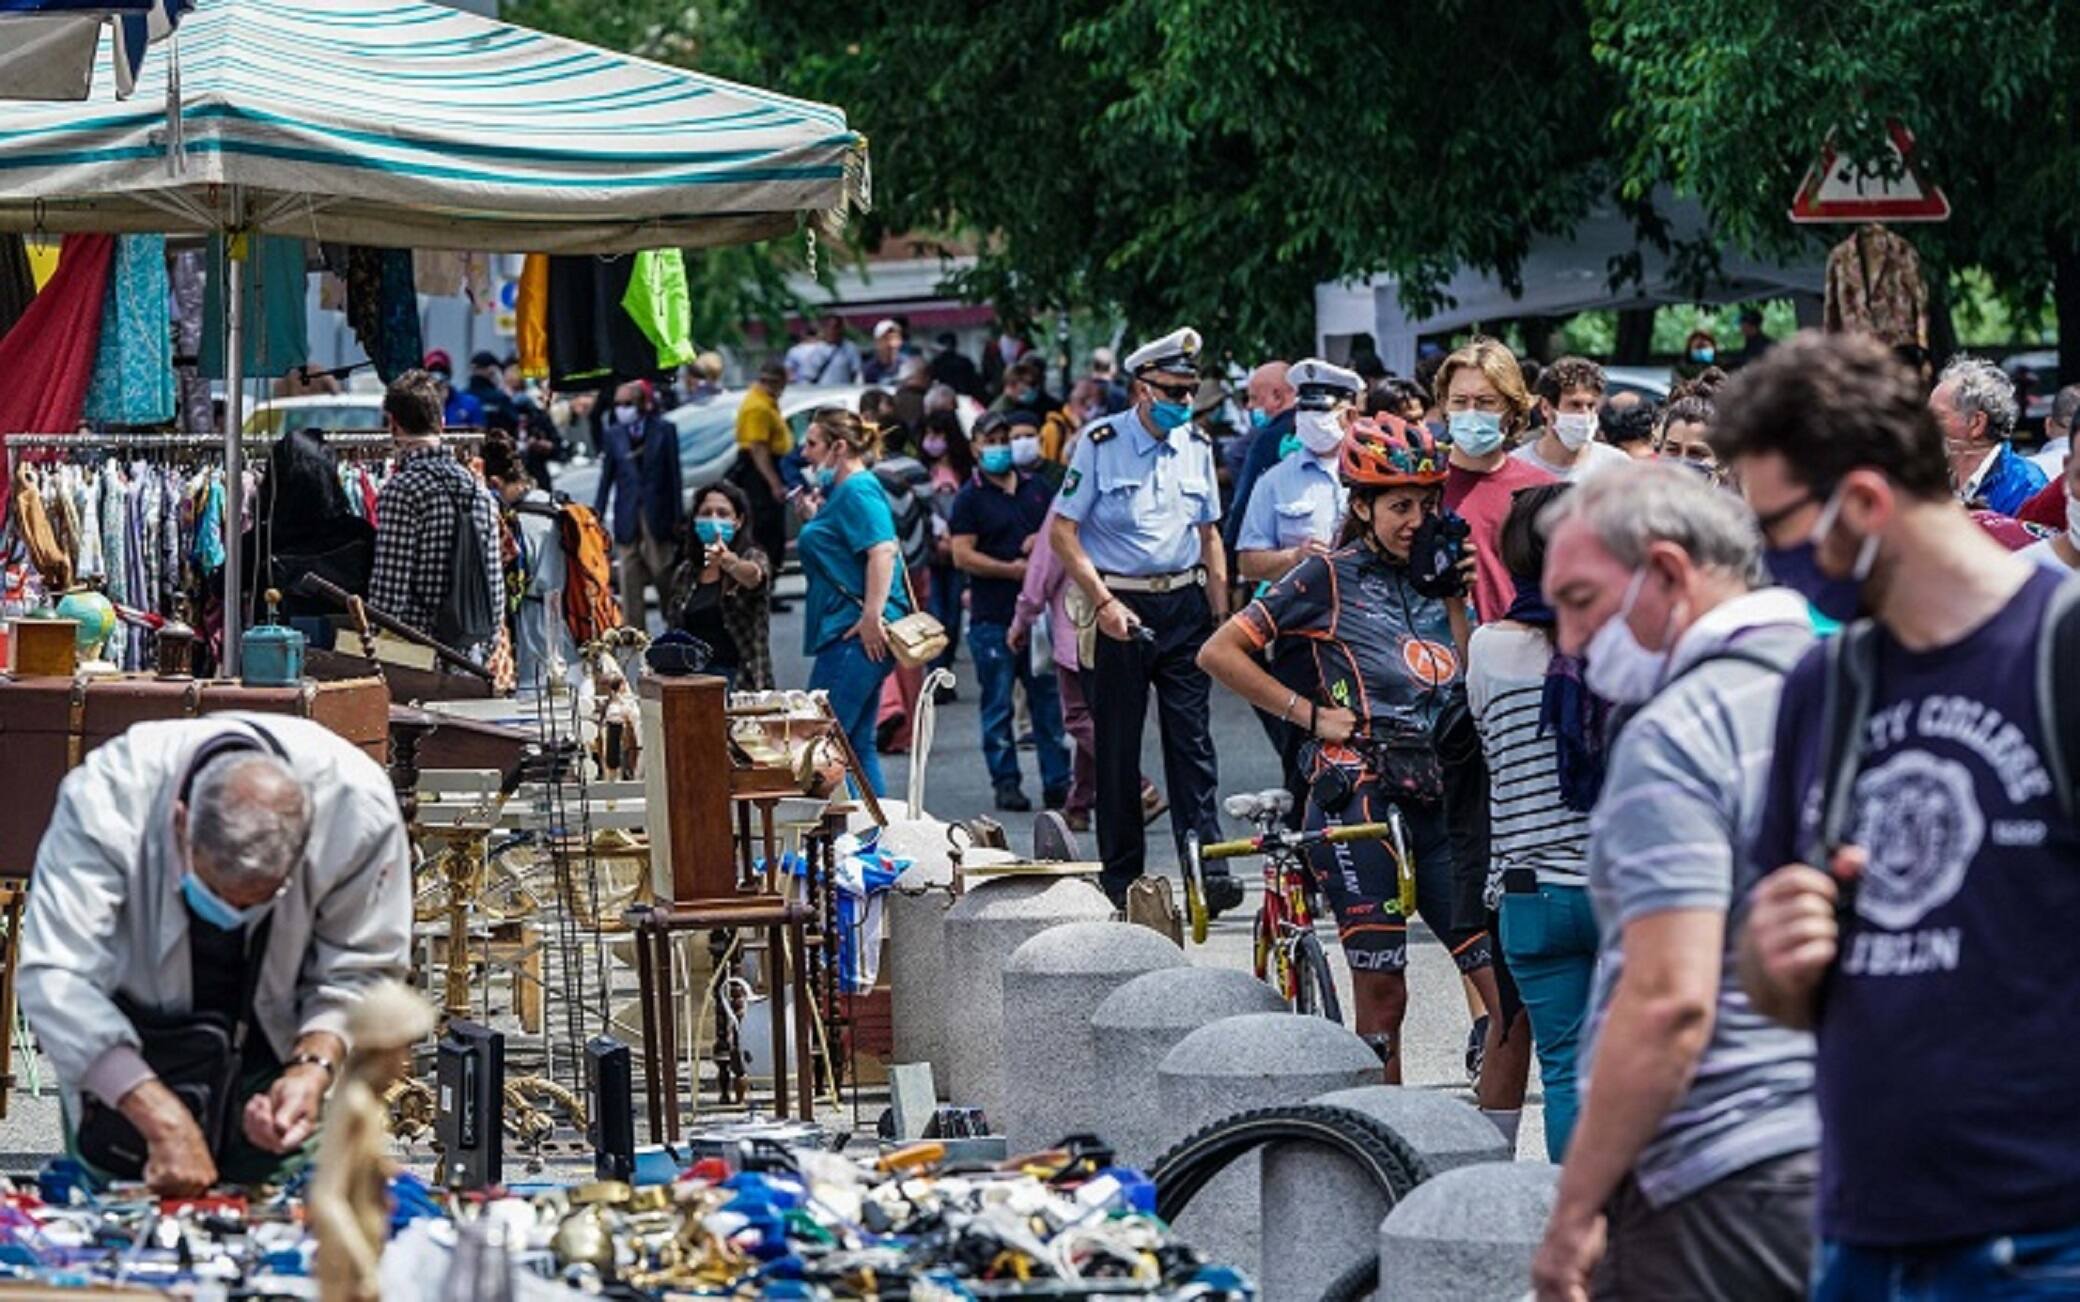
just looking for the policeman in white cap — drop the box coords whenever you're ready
[1049,327,1241,914]
[1234,358,1362,581]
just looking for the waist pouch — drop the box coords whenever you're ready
[1309,724,1445,813]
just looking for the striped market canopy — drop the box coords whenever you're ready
[0,0,867,253]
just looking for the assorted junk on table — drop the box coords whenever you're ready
[7,1132,1248,1299]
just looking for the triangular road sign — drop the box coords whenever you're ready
[1790,121,1950,223]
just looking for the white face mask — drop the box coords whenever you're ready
[1553,411,1598,451]
[1583,569,1671,705]
[1011,434,1042,468]
[613,403,640,425]
[1811,482,1880,581]
[1297,408,1345,456]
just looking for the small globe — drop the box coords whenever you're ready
[54,590,116,660]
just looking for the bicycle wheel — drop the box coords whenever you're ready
[1388,807,1417,918]
[1181,830,1210,944]
[1149,1104,1434,1225]
[1290,929,1343,1024]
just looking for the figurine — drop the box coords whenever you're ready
[310,980,437,1302]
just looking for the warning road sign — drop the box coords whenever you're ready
[1790,121,1950,223]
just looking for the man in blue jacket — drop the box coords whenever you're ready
[593,380,683,630]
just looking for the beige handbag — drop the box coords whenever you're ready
[883,565,948,669]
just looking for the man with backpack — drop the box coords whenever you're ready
[1531,461,1818,1301]
[369,371,505,666]
[1724,331,2080,1300]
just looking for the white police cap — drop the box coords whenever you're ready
[1124,327,1202,379]
[1289,357,1362,410]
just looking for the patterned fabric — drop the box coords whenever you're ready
[83,234,176,426]
[1824,224,1927,348]
[368,444,506,657]
[345,246,422,383]
[668,543,775,691]
[171,250,211,434]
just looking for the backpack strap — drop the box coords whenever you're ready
[1808,619,1879,866]
[2035,576,2080,825]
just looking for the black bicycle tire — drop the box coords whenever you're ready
[1292,929,1343,1025]
[1149,1104,1435,1225]
[1318,1252,1380,1302]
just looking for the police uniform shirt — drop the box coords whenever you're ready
[1055,409,1221,576]
[1235,451,1348,553]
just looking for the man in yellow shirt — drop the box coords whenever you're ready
[732,362,792,605]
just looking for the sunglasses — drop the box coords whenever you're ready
[1143,380,1196,402]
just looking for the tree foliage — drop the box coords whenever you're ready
[1593,0,2080,368]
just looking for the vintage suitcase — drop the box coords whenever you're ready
[0,674,390,878]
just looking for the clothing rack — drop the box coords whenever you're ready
[4,431,483,475]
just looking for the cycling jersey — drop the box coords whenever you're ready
[1233,541,1460,737]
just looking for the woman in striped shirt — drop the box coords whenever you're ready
[1466,482,1599,1161]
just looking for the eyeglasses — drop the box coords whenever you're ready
[1753,490,1819,537]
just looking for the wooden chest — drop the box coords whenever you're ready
[0,674,390,878]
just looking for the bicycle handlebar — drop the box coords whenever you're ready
[1197,821,1394,862]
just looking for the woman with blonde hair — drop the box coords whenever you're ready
[795,408,911,795]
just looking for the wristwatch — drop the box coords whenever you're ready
[287,1052,338,1084]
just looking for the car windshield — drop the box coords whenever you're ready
[244,404,387,436]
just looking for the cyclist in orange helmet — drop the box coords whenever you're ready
[1200,415,1512,1082]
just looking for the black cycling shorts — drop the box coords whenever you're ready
[1303,771,1493,975]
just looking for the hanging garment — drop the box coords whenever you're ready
[547,254,660,388]
[517,253,549,379]
[345,246,422,382]
[0,233,115,440]
[0,234,35,340]
[83,234,178,427]
[199,234,311,381]
[100,463,129,612]
[194,473,225,572]
[414,249,468,298]
[171,250,212,435]
[11,467,73,592]
[1824,223,1928,349]
[621,249,697,371]
[74,466,103,581]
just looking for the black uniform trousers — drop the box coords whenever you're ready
[1091,584,1222,904]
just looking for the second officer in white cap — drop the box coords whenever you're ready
[1234,358,1362,581]
[1048,327,1240,914]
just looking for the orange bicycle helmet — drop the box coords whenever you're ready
[1340,413,1448,487]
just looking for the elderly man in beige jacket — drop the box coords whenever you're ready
[20,714,412,1195]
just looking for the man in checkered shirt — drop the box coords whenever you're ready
[368,371,505,665]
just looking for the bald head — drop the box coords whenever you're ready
[182,751,311,899]
[1247,362,1295,421]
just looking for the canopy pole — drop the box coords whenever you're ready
[221,190,245,678]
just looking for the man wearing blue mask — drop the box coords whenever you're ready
[1050,326,1239,915]
[953,413,1072,812]
[1221,361,1296,552]
[1533,461,1818,1301]
[1725,332,2080,1302]
[20,716,411,1197]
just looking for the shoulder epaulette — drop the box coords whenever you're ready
[1189,424,1212,445]
[1087,419,1118,445]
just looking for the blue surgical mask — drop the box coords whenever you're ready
[181,871,272,932]
[1447,409,1505,458]
[1690,347,1715,365]
[1249,409,1270,431]
[1149,400,1192,432]
[815,465,837,491]
[1277,432,1303,459]
[694,518,736,547]
[1765,483,1878,623]
[980,445,1014,475]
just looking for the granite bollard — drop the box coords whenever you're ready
[939,874,1111,1124]
[1377,1161,1558,1301]
[1156,1012,1382,1282]
[1000,921,1185,1154]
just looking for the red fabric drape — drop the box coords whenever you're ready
[0,234,114,518]
[0,233,114,437]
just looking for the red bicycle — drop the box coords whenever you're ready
[1184,789,1402,1023]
